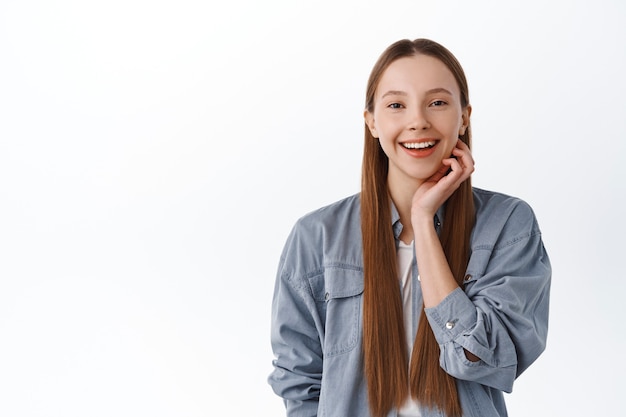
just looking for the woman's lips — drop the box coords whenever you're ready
[400,139,439,157]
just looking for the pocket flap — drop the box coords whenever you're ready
[308,267,364,302]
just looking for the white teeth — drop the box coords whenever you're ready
[403,141,436,149]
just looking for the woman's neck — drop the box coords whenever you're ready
[387,175,424,244]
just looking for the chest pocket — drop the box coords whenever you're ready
[308,267,364,357]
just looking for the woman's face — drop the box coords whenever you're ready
[365,54,470,186]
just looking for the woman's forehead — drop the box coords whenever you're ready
[376,55,459,97]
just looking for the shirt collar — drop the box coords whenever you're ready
[390,199,446,240]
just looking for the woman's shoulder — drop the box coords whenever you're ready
[295,193,361,230]
[279,193,363,277]
[473,187,535,216]
[471,187,542,248]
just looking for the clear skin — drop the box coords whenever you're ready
[364,54,479,361]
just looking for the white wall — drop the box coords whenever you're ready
[1,0,624,415]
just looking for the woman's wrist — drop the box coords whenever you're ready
[411,210,437,230]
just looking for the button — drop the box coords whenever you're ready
[324,292,330,301]
[417,274,421,282]
[445,321,455,330]
[464,274,472,282]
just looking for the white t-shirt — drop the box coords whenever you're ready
[397,241,421,417]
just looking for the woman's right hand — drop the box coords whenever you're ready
[410,139,475,225]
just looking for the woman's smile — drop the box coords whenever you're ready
[400,139,440,158]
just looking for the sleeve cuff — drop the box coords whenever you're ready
[424,287,477,344]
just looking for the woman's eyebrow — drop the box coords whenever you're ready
[426,87,453,95]
[381,87,454,99]
[381,90,407,98]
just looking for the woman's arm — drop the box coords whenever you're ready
[412,216,480,362]
[423,224,551,392]
[410,139,475,309]
[410,141,551,390]
[268,225,323,417]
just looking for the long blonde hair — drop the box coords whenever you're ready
[361,38,475,417]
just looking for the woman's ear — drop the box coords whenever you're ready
[364,110,378,138]
[459,105,472,136]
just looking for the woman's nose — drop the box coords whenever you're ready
[408,108,430,131]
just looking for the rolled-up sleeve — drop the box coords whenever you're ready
[425,203,551,393]
[268,225,323,417]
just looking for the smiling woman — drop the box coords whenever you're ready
[268,38,551,417]
[365,55,470,212]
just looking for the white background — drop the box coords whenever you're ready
[1,0,625,415]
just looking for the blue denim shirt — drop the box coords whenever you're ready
[269,188,551,417]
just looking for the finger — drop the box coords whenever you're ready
[442,157,471,187]
[451,148,475,173]
[452,141,472,158]
[440,158,463,183]
[452,140,475,167]
[446,160,462,176]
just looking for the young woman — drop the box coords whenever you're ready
[268,38,551,417]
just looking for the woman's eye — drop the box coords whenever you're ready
[388,103,403,109]
[430,100,447,107]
